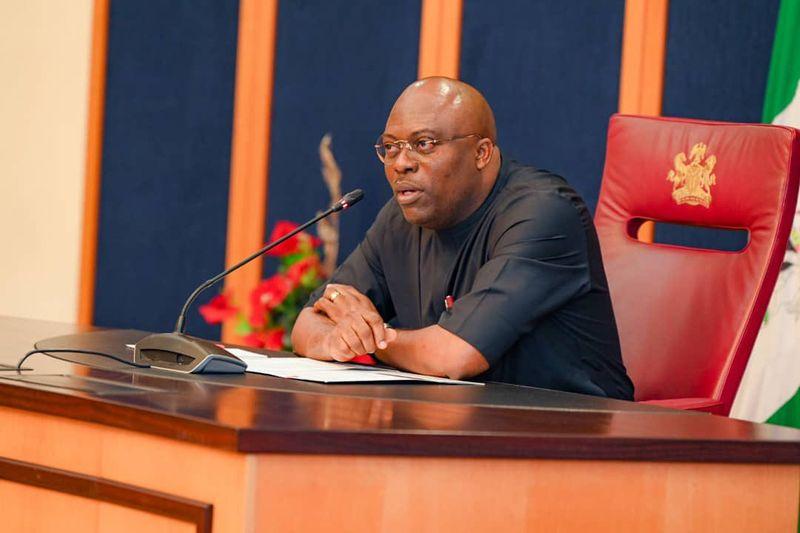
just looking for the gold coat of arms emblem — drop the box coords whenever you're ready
[666,142,717,208]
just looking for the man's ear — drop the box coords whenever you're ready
[475,139,494,170]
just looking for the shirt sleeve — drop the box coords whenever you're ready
[305,205,396,321]
[437,192,592,366]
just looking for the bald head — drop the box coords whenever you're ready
[380,78,502,230]
[388,77,497,142]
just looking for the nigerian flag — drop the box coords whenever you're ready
[731,0,800,428]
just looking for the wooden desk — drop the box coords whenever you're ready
[0,316,798,532]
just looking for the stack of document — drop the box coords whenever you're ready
[226,348,481,385]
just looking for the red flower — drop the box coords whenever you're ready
[286,255,321,287]
[249,274,293,327]
[243,327,285,350]
[198,292,238,325]
[265,220,322,257]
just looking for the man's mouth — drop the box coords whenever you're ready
[395,183,423,205]
[396,188,423,205]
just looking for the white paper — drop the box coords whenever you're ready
[230,348,481,385]
[225,347,269,361]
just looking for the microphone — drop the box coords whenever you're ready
[133,189,365,373]
[333,189,364,212]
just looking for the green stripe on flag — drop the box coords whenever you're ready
[763,0,800,123]
[733,0,800,431]
[767,388,800,426]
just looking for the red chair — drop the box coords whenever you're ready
[595,114,800,415]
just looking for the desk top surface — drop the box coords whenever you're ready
[1,316,798,463]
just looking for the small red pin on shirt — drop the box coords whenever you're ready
[444,295,454,312]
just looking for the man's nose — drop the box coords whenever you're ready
[391,146,418,174]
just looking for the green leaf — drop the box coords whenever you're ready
[283,251,308,266]
[235,316,252,336]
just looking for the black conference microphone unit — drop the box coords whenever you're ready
[133,189,365,374]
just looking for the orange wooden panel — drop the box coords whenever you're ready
[619,0,669,116]
[77,0,110,326]
[618,0,669,243]
[251,454,799,532]
[222,0,280,343]
[418,0,463,79]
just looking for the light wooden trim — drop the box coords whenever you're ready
[618,0,669,242]
[0,457,212,533]
[418,0,464,79]
[636,220,656,242]
[618,0,669,115]
[77,0,110,326]
[222,0,280,342]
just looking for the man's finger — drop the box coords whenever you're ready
[330,336,358,362]
[335,285,382,316]
[363,312,387,349]
[351,317,377,354]
[314,297,346,321]
[338,285,372,305]
[340,324,368,356]
[323,284,352,306]
[384,325,398,344]
[327,286,366,313]
[325,284,356,301]
[323,284,345,297]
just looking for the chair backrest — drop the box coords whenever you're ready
[595,114,800,413]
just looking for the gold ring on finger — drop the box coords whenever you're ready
[329,289,341,302]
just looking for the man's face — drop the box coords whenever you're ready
[379,92,482,230]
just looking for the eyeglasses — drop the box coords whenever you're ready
[374,133,482,163]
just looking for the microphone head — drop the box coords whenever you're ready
[334,189,365,211]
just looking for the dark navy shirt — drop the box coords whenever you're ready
[307,158,634,400]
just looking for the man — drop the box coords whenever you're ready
[291,77,634,400]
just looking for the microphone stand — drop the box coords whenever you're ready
[133,190,363,373]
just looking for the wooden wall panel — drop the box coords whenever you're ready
[619,0,669,116]
[418,0,463,79]
[77,0,109,326]
[222,0,280,343]
[618,0,669,242]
